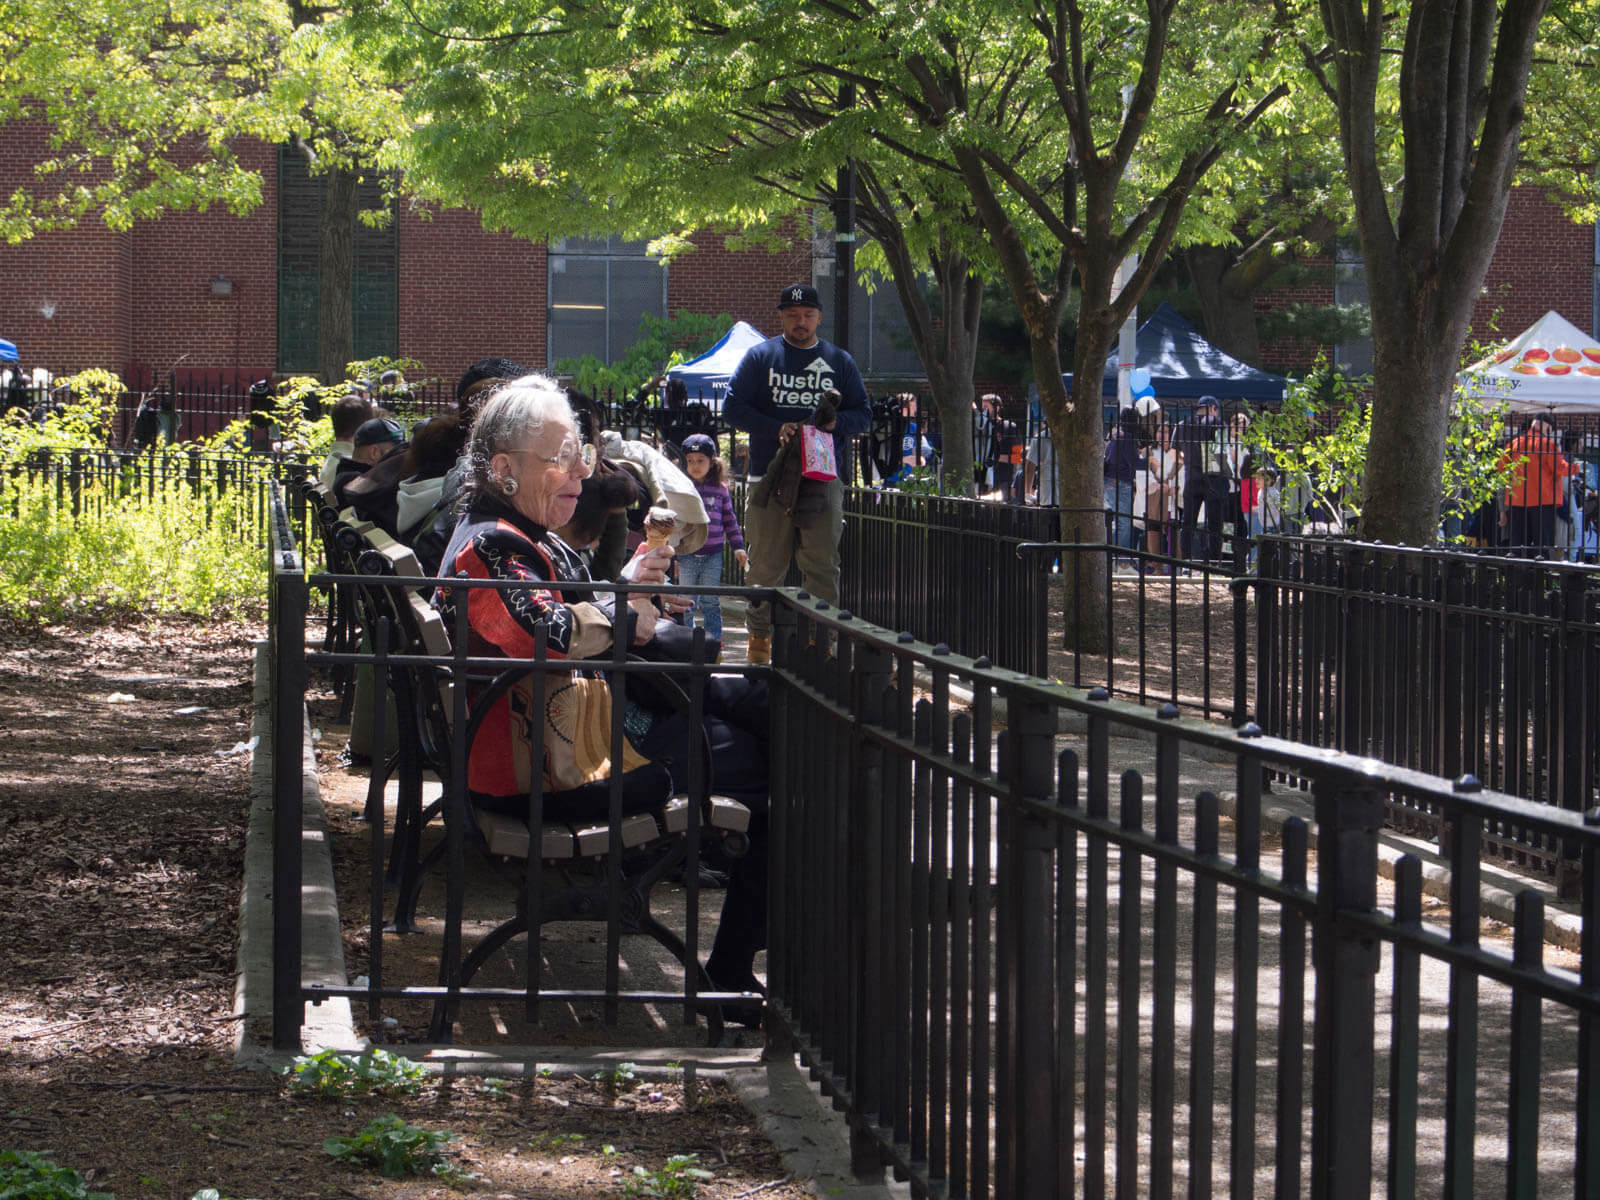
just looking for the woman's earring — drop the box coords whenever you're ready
[500,475,519,496]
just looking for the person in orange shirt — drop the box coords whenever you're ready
[1499,418,1574,552]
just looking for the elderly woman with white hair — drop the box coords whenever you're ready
[435,373,771,1008]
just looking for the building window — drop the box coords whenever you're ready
[276,146,398,375]
[1333,242,1373,376]
[548,236,667,364]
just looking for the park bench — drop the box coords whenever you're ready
[299,479,364,717]
[344,524,753,1043]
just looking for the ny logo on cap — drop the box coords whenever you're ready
[789,287,806,301]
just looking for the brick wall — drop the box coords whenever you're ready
[397,205,548,384]
[0,121,133,375]
[668,228,814,336]
[127,140,277,388]
[1474,187,1593,340]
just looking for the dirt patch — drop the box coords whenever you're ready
[0,613,809,1199]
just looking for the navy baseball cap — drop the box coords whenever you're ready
[777,283,822,310]
[681,433,717,456]
[353,417,404,448]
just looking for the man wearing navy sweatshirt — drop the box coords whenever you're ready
[724,283,871,662]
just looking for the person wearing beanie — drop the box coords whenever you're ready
[723,283,870,663]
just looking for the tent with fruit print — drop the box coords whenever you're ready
[1458,311,1600,412]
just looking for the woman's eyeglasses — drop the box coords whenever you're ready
[516,441,596,472]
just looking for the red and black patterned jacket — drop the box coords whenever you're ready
[435,499,619,798]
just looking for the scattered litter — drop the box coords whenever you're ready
[217,736,259,757]
[352,975,369,987]
[134,744,160,752]
[381,1017,399,1029]
[311,727,322,742]
[104,692,137,704]
[174,705,210,716]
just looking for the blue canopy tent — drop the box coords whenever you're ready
[1064,302,1287,406]
[0,338,18,364]
[665,320,767,408]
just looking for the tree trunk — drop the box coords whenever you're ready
[1360,310,1461,544]
[911,253,982,496]
[316,167,358,385]
[858,180,984,496]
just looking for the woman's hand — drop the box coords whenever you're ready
[622,541,673,585]
[628,596,659,644]
[734,548,749,569]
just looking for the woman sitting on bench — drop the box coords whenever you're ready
[434,374,770,1007]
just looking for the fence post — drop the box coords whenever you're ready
[1309,769,1383,1200]
[1001,685,1059,1197]
[1559,570,1588,813]
[1439,557,1466,781]
[848,632,892,1181]
[269,517,308,1052]
[69,448,83,518]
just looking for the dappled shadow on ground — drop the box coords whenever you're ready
[1047,573,1250,719]
[0,615,806,1199]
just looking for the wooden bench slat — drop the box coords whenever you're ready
[475,808,577,860]
[359,524,427,579]
[709,795,752,834]
[664,794,753,835]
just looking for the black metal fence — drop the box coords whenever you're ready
[766,596,1600,1198]
[1251,537,1600,882]
[2,446,314,561]
[265,483,1600,1195]
[838,490,1059,677]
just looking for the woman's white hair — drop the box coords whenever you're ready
[462,374,575,498]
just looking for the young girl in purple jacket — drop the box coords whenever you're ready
[678,433,748,643]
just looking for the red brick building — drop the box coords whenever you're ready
[1,121,1594,390]
[0,131,814,389]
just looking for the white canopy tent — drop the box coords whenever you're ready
[1458,310,1600,413]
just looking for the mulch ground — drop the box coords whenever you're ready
[0,612,810,1200]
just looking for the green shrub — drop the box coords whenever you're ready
[621,1153,713,1198]
[322,1115,472,1182]
[0,1149,114,1200]
[281,1048,427,1099]
[0,472,265,620]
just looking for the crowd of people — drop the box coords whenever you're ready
[317,282,871,1020]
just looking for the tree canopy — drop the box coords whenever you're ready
[0,0,403,242]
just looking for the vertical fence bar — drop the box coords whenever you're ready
[269,491,307,1052]
[1056,748,1080,1196]
[1231,748,1263,1200]
[1506,889,1544,1200]
[1577,806,1600,1200]
[949,710,973,1199]
[1387,856,1421,1199]
[1443,804,1483,1197]
[849,636,891,1181]
[1007,688,1060,1198]
[1309,773,1381,1200]
[1115,769,1144,1199]
[1275,817,1308,1200]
